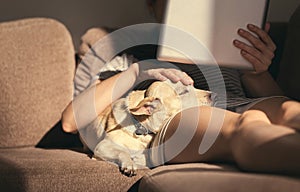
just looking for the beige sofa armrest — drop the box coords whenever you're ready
[0,18,75,147]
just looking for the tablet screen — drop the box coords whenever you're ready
[157,0,270,70]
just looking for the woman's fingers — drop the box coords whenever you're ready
[135,60,193,85]
[157,69,193,85]
[173,70,194,85]
[239,49,267,72]
[264,22,271,33]
[233,39,272,72]
[247,24,276,51]
[237,27,275,58]
[145,68,193,85]
[234,24,276,74]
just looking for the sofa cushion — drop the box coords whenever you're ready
[139,163,300,192]
[0,18,75,147]
[0,147,148,192]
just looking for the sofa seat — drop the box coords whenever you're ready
[2,146,299,192]
[0,147,148,191]
[139,163,300,192]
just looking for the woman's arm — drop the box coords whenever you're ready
[61,67,134,133]
[240,71,283,97]
[61,62,193,133]
[233,23,284,97]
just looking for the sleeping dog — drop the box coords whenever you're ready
[83,80,215,176]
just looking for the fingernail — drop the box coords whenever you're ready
[238,29,244,34]
[186,79,194,85]
[248,24,255,29]
[233,40,240,45]
[241,50,247,55]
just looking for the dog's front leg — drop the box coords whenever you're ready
[94,138,137,176]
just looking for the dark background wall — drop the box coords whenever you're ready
[0,0,299,49]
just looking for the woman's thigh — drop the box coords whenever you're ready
[161,106,239,164]
[248,97,300,127]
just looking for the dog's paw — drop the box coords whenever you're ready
[120,160,138,177]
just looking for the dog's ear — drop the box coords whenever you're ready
[127,90,146,109]
[129,97,162,116]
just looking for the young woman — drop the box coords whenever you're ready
[62,0,300,175]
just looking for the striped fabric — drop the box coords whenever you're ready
[92,54,261,112]
[173,64,260,110]
[135,64,261,111]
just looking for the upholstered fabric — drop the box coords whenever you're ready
[0,18,75,147]
[139,163,300,192]
[0,147,147,192]
[0,18,149,192]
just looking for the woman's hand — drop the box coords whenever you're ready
[129,61,194,86]
[234,23,283,97]
[233,23,276,74]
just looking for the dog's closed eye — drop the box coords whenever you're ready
[178,89,189,95]
[129,98,162,116]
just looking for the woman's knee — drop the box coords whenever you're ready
[237,110,271,128]
[280,100,300,128]
[230,110,271,171]
[231,115,300,173]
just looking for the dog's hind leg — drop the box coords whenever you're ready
[94,138,138,176]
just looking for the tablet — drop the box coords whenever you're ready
[157,0,270,70]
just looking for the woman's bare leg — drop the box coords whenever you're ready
[231,109,300,175]
[162,102,300,175]
[163,106,239,164]
[230,98,300,175]
[248,97,300,130]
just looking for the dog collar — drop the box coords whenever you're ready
[130,116,154,136]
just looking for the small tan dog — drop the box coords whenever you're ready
[84,80,215,176]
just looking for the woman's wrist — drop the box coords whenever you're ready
[128,62,151,85]
[127,62,140,84]
[128,62,139,77]
[239,69,268,78]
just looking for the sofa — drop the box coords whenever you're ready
[0,18,147,192]
[0,6,299,192]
